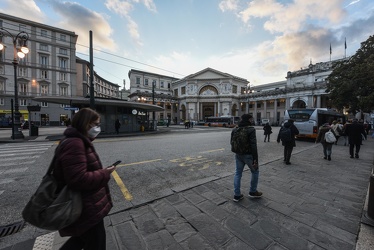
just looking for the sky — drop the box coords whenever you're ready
[0,0,373,89]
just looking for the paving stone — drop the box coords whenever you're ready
[254,219,312,250]
[179,233,214,250]
[174,200,202,219]
[224,216,273,250]
[144,229,182,250]
[200,190,227,205]
[113,221,147,250]
[166,193,185,205]
[266,201,295,216]
[189,213,233,247]
[289,210,318,227]
[220,201,259,224]
[313,219,356,244]
[109,210,131,226]
[316,211,359,234]
[191,185,210,194]
[132,209,165,235]
[150,199,181,221]
[197,199,231,222]
[183,190,206,205]
[165,222,197,243]
[296,223,354,250]
[222,237,254,250]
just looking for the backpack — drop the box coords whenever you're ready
[279,126,292,143]
[231,127,251,154]
[324,129,336,143]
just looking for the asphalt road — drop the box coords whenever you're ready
[0,126,315,226]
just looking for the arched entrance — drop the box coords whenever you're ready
[231,104,238,116]
[292,100,306,109]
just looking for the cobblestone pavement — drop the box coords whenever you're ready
[1,129,373,250]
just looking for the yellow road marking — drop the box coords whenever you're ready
[111,170,133,201]
[200,148,225,153]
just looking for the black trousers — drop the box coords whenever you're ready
[349,143,361,156]
[60,220,106,250]
[284,145,294,163]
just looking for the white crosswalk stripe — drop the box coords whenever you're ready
[0,142,55,168]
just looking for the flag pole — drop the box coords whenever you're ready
[344,38,347,58]
[330,43,332,62]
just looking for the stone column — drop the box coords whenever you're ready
[317,95,321,108]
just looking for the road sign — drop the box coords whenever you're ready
[64,107,79,111]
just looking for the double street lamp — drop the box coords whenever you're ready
[0,28,30,139]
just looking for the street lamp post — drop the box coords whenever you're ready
[0,28,30,139]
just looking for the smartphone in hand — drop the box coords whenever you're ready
[112,160,122,166]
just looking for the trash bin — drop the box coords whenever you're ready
[30,125,39,136]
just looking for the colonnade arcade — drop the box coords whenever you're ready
[178,85,241,121]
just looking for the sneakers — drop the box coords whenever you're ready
[328,155,331,161]
[233,194,244,202]
[249,191,263,198]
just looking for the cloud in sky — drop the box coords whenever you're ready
[0,0,373,88]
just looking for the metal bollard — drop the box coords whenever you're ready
[368,174,374,220]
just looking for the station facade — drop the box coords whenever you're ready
[129,60,342,126]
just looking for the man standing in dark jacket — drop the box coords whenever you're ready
[230,114,262,202]
[345,118,366,158]
[277,119,299,165]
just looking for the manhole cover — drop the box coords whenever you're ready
[0,221,25,238]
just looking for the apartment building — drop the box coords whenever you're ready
[0,13,77,126]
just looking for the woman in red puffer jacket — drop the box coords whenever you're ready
[53,108,116,250]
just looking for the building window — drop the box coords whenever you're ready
[136,77,140,84]
[241,87,246,94]
[60,86,68,96]
[41,85,48,95]
[40,55,48,67]
[152,80,156,88]
[0,50,3,62]
[60,104,68,108]
[232,85,237,94]
[59,48,67,55]
[59,57,67,69]
[174,89,178,96]
[60,34,66,41]
[41,70,48,79]
[20,99,27,106]
[19,83,27,95]
[41,29,48,37]
[18,67,27,77]
[257,103,261,108]
[41,102,48,107]
[160,81,164,88]
[40,44,48,51]
[144,79,149,86]
[181,86,186,95]
[60,72,67,81]
[0,98,4,105]
[0,80,4,92]
[0,65,3,75]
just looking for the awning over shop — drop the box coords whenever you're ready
[32,96,164,112]
[0,109,29,114]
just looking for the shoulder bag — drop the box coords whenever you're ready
[22,142,82,231]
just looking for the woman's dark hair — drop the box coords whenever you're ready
[71,108,100,136]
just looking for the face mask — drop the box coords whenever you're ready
[87,126,101,138]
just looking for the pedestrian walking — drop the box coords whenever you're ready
[331,120,342,145]
[344,118,366,159]
[277,119,299,165]
[54,108,116,250]
[263,122,272,142]
[230,114,262,202]
[115,119,121,134]
[316,123,337,161]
